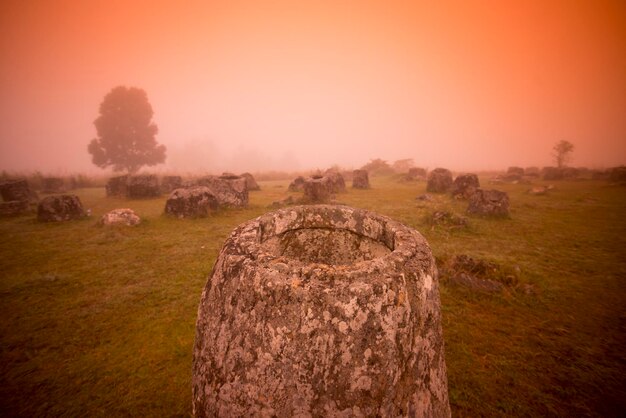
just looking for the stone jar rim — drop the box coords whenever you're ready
[221,204,430,280]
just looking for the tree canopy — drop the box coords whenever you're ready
[392,158,415,173]
[88,86,166,173]
[552,140,574,168]
[360,158,394,176]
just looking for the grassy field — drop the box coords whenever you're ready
[1,176,624,417]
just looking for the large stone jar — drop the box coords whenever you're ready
[193,205,450,417]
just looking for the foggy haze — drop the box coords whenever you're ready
[1,0,625,175]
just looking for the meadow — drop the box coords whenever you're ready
[0,175,624,417]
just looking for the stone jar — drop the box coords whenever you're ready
[193,205,450,417]
[352,169,370,189]
[303,175,332,203]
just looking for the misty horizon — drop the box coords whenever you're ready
[1,1,625,175]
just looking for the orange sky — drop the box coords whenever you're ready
[0,0,625,173]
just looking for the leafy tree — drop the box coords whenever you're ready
[360,158,394,176]
[88,86,166,173]
[392,158,415,173]
[552,140,574,168]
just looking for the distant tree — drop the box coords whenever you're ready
[552,140,574,168]
[392,158,415,173]
[360,158,394,176]
[88,86,166,173]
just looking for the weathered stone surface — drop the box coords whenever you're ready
[325,170,347,193]
[542,166,564,180]
[303,175,332,203]
[426,168,453,193]
[0,200,30,217]
[195,175,248,208]
[164,187,219,218]
[0,179,38,204]
[160,176,182,194]
[451,174,480,199]
[240,172,260,191]
[42,177,65,193]
[193,205,450,417]
[37,195,85,222]
[105,175,128,197]
[429,210,468,228]
[99,208,141,226]
[352,169,370,189]
[288,176,306,192]
[126,175,161,199]
[439,255,518,292]
[467,189,510,218]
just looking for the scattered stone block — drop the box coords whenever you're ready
[609,166,626,184]
[160,176,182,194]
[324,170,346,193]
[37,195,85,222]
[352,169,370,189]
[165,187,219,218]
[195,176,248,208]
[451,174,480,199]
[126,175,161,199]
[562,167,579,179]
[524,167,540,177]
[0,179,38,204]
[406,167,427,180]
[99,208,141,226]
[240,172,260,191]
[288,176,306,192]
[542,166,564,180]
[467,189,510,218]
[426,168,453,193]
[439,254,519,293]
[303,175,332,203]
[193,205,450,417]
[591,169,609,180]
[429,210,468,228]
[105,175,128,197]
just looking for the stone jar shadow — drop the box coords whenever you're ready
[192,204,450,417]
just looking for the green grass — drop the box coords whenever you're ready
[1,177,625,417]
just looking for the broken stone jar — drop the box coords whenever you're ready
[193,204,450,417]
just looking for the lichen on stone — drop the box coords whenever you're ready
[192,204,451,417]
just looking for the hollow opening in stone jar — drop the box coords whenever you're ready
[257,208,397,266]
[263,227,391,265]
